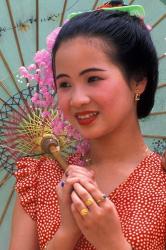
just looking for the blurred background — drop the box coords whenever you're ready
[0,0,165,249]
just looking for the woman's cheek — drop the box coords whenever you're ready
[58,98,71,119]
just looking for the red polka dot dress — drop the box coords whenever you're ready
[15,152,166,250]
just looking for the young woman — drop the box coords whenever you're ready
[9,4,166,250]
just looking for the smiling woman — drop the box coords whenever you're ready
[55,36,144,139]
[9,3,166,250]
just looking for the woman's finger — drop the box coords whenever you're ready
[65,165,95,179]
[56,176,79,200]
[74,180,109,208]
[71,190,90,215]
[72,182,103,213]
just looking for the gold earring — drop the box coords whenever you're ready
[135,90,141,101]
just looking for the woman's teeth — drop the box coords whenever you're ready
[77,112,98,119]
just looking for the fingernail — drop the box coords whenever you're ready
[60,180,65,188]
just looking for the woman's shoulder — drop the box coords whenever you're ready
[15,155,65,190]
[14,156,63,220]
[15,153,82,191]
[14,157,47,220]
[14,154,82,220]
[15,156,63,185]
[140,152,166,189]
[145,152,166,175]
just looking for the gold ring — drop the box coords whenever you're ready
[80,208,89,216]
[96,194,108,204]
[85,198,94,207]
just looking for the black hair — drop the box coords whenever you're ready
[108,0,126,6]
[52,10,158,119]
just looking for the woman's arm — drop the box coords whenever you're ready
[9,195,40,250]
[45,228,80,250]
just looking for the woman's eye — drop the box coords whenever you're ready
[88,76,102,83]
[58,82,71,89]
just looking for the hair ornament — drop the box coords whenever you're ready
[19,25,62,108]
[69,5,145,20]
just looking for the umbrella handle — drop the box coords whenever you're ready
[49,145,68,170]
[41,136,68,170]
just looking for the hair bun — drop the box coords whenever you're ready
[96,1,125,10]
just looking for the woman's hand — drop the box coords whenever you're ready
[56,165,95,239]
[71,179,131,250]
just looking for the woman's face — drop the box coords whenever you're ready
[55,37,137,139]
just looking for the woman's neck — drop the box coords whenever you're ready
[89,120,149,168]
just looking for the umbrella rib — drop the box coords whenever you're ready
[0,82,28,118]
[151,13,166,30]
[0,82,30,118]
[0,119,26,127]
[158,53,166,61]
[150,111,166,116]
[0,94,27,119]
[0,79,14,98]
[0,173,11,188]
[129,0,136,4]
[92,0,99,10]
[0,50,23,94]
[0,155,15,173]
[143,135,166,140]
[0,126,20,131]
[5,1,32,114]
[36,0,39,52]
[158,83,166,89]
[6,0,25,66]
[59,0,68,26]
[0,77,33,118]
[0,184,15,227]
[0,50,19,88]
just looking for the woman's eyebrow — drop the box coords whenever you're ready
[56,73,70,80]
[79,68,106,76]
[56,68,106,80]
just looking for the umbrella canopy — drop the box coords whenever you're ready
[0,1,166,248]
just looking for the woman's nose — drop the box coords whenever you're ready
[70,88,90,108]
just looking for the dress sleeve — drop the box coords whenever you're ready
[14,154,82,222]
[14,157,42,221]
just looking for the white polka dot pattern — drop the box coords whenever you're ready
[15,153,166,250]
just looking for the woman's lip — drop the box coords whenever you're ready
[75,111,98,116]
[75,111,99,126]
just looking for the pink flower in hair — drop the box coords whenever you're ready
[27,64,36,71]
[34,49,51,65]
[46,27,61,52]
[19,66,31,79]
[146,24,152,31]
[19,26,61,107]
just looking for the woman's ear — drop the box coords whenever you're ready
[134,77,147,95]
[131,77,147,101]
